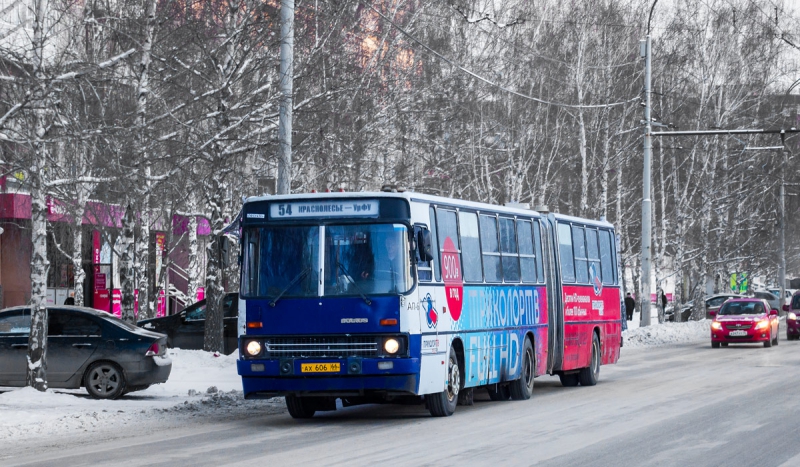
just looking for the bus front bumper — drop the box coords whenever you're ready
[238,357,420,398]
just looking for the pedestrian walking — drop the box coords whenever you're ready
[624,293,635,321]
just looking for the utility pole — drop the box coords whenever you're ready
[780,138,787,314]
[277,0,294,195]
[640,36,653,327]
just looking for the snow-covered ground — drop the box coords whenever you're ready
[0,320,711,443]
[0,349,284,442]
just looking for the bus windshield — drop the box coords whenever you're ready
[242,223,411,299]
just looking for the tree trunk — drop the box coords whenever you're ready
[203,187,225,353]
[72,186,87,306]
[120,205,137,324]
[26,0,50,392]
[28,148,50,391]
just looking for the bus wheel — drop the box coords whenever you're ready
[487,384,510,401]
[579,333,601,386]
[559,373,579,387]
[510,338,535,400]
[285,395,316,419]
[428,347,460,417]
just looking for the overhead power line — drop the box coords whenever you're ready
[367,5,638,110]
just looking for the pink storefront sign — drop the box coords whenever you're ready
[92,231,101,264]
[196,287,205,301]
[112,289,122,317]
[156,289,166,317]
[94,290,111,313]
[94,273,106,291]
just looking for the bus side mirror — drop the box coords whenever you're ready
[417,229,434,262]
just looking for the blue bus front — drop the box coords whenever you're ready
[236,196,422,404]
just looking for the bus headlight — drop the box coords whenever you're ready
[246,340,262,357]
[383,338,400,354]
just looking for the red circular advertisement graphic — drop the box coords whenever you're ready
[441,237,463,321]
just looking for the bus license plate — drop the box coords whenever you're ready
[301,363,341,373]
[729,330,747,337]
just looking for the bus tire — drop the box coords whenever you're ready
[285,395,316,419]
[487,384,510,401]
[428,347,460,417]
[559,373,580,387]
[510,337,535,400]
[579,333,601,386]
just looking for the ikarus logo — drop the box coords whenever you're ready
[341,318,368,324]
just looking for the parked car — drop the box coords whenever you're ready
[786,291,800,340]
[138,292,239,355]
[710,298,780,348]
[0,306,171,399]
[666,293,744,321]
[753,290,782,314]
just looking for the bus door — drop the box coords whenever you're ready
[542,217,564,374]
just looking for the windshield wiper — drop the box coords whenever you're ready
[269,267,312,307]
[336,262,372,306]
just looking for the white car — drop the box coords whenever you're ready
[754,290,782,313]
[767,288,796,307]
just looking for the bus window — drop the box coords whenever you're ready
[479,214,501,283]
[436,209,461,279]
[558,223,575,283]
[242,235,258,295]
[599,229,614,285]
[459,212,482,282]
[499,217,520,283]
[414,225,433,282]
[533,221,544,283]
[430,207,441,281]
[572,226,588,284]
[586,228,601,283]
[243,226,319,298]
[517,219,536,283]
[325,224,411,296]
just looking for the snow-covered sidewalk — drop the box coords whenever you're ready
[0,349,283,443]
[623,318,711,349]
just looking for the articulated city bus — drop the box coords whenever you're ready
[236,192,622,418]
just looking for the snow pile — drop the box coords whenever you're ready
[623,320,711,348]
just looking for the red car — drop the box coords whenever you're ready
[786,291,800,340]
[710,298,780,348]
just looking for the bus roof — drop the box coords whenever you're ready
[243,191,612,227]
[550,212,615,230]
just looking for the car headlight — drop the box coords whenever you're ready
[383,338,400,354]
[789,312,797,321]
[711,321,722,330]
[245,340,262,356]
[754,320,769,330]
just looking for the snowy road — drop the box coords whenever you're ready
[3,333,800,466]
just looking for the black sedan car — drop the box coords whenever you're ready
[0,306,171,399]
[138,293,239,355]
[666,294,745,322]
